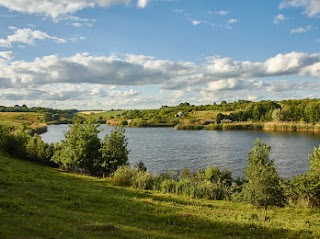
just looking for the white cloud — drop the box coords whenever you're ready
[1,51,320,90]
[1,51,320,109]
[191,20,202,26]
[207,79,263,92]
[273,14,287,24]
[0,27,66,48]
[173,9,184,13]
[0,0,132,19]
[137,0,148,8]
[280,0,320,17]
[0,51,14,60]
[290,25,313,34]
[227,18,238,24]
[212,10,230,16]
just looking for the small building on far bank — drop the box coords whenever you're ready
[176,112,184,118]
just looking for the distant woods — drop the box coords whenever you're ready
[103,99,320,128]
[1,99,320,127]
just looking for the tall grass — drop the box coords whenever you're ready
[264,122,320,132]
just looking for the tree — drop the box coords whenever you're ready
[25,134,53,163]
[0,125,30,158]
[243,139,284,222]
[51,120,101,175]
[216,113,224,124]
[288,146,320,207]
[99,127,129,176]
[309,145,320,174]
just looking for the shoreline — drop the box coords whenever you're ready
[41,121,320,134]
[175,122,320,133]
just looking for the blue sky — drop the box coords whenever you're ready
[0,0,319,110]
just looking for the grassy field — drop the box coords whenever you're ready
[0,112,47,134]
[1,153,320,238]
[78,110,126,120]
[0,112,44,126]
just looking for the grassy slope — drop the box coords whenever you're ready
[78,110,126,120]
[1,154,319,239]
[0,112,44,126]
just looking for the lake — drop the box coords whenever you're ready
[41,124,320,178]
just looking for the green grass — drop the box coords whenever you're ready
[78,110,126,120]
[1,153,320,239]
[0,112,44,127]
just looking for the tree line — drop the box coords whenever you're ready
[216,99,320,123]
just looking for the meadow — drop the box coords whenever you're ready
[1,152,319,239]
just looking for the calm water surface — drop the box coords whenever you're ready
[41,125,320,178]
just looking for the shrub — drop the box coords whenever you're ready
[113,165,134,187]
[160,179,176,193]
[286,146,320,208]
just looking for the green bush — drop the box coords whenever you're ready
[132,170,154,190]
[160,179,176,193]
[113,165,134,187]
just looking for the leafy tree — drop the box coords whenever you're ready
[1,126,30,158]
[287,146,320,207]
[51,120,101,175]
[242,139,284,222]
[25,134,53,163]
[99,127,129,176]
[309,146,320,174]
[216,113,224,124]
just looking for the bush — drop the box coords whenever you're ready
[286,146,320,208]
[113,165,134,187]
[132,171,154,190]
[160,179,176,193]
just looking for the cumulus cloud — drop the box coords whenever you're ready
[0,27,66,48]
[1,51,320,90]
[1,51,320,108]
[280,0,320,17]
[273,14,287,24]
[0,51,14,60]
[207,79,263,92]
[0,0,147,19]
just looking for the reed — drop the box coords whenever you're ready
[263,122,320,132]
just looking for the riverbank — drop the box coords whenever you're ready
[1,153,319,239]
[29,123,48,134]
[174,122,320,133]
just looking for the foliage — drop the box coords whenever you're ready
[286,146,320,207]
[135,161,147,172]
[25,133,54,163]
[99,127,129,176]
[51,120,101,175]
[242,139,285,220]
[112,165,134,186]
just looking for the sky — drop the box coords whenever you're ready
[0,0,319,110]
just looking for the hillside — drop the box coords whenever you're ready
[0,153,319,238]
[79,99,320,132]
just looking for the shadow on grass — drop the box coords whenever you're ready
[0,154,315,239]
